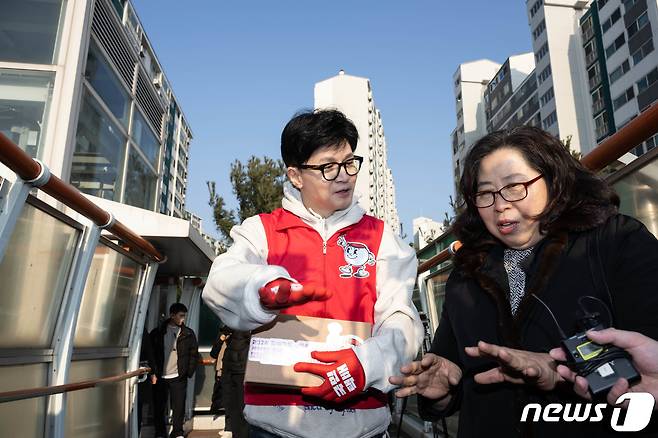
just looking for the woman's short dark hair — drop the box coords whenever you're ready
[453,126,618,256]
[281,109,358,167]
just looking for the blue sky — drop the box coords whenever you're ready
[132,0,533,241]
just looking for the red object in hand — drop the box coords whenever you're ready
[294,349,366,403]
[258,279,330,310]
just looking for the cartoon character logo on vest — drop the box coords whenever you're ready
[337,235,376,278]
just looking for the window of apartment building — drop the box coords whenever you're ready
[632,40,654,65]
[622,0,637,10]
[533,20,546,40]
[540,87,555,105]
[72,90,127,202]
[592,86,606,113]
[606,33,626,58]
[594,111,610,139]
[582,17,594,41]
[84,41,130,128]
[588,64,602,88]
[613,86,635,110]
[0,0,66,64]
[542,111,557,129]
[131,108,160,168]
[627,12,649,38]
[584,40,598,64]
[123,147,157,210]
[598,0,609,10]
[0,69,55,158]
[644,133,658,152]
[609,59,631,83]
[633,143,646,156]
[530,0,543,18]
[601,8,621,34]
[535,43,549,63]
[637,67,658,93]
[538,65,552,84]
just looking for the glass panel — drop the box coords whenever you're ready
[131,109,161,167]
[0,363,47,438]
[0,0,65,64]
[612,156,658,237]
[0,203,79,347]
[123,147,157,210]
[194,352,215,409]
[85,42,130,128]
[74,244,142,347]
[198,300,223,347]
[429,268,452,321]
[71,90,127,202]
[66,358,126,438]
[0,69,55,158]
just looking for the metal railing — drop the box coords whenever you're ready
[418,102,658,275]
[0,367,151,404]
[0,354,218,405]
[0,132,164,262]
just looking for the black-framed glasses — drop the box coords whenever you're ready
[298,155,363,181]
[473,174,543,208]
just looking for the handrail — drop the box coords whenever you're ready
[0,367,150,404]
[418,102,658,275]
[417,241,462,275]
[0,132,164,262]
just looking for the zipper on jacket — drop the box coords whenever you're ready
[321,218,328,255]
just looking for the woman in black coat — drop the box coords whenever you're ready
[390,127,658,437]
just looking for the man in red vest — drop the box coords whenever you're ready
[203,109,422,437]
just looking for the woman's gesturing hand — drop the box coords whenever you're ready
[388,353,462,399]
[466,341,562,391]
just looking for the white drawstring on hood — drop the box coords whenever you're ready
[281,181,365,240]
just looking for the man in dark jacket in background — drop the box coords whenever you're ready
[150,303,200,438]
[221,329,251,438]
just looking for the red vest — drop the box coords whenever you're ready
[244,208,388,409]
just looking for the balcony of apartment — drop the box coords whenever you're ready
[596,120,611,140]
[582,26,595,43]
[592,98,606,115]
[589,71,603,90]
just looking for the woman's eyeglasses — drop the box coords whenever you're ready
[298,156,363,181]
[473,174,544,208]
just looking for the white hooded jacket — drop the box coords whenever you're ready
[202,182,423,438]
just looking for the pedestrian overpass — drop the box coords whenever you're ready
[0,103,657,437]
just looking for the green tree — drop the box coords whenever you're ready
[207,156,286,245]
[562,135,582,160]
[442,195,462,229]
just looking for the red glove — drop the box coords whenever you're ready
[258,279,331,310]
[294,349,366,403]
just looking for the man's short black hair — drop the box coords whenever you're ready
[169,302,188,314]
[281,109,359,167]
